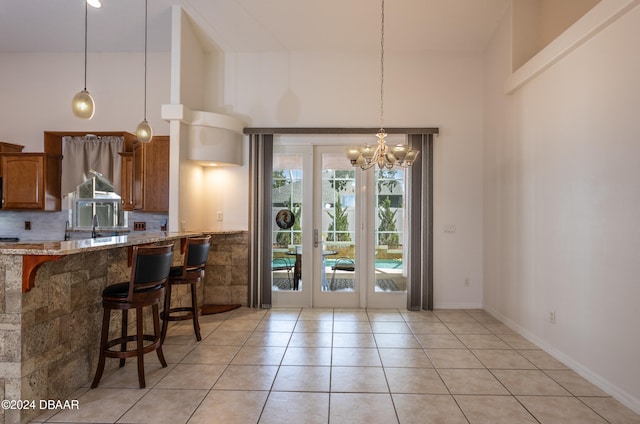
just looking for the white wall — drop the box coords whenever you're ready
[172,7,207,232]
[512,0,601,70]
[484,2,640,411]
[0,52,170,151]
[202,49,486,308]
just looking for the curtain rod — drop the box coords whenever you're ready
[243,127,439,135]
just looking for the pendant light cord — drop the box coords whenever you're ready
[83,1,88,91]
[143,0,148,120]
[379,0,385,132]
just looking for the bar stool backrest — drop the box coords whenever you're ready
[183,236,211,273]
[129,244,174,301]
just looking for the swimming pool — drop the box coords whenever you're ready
[272,257,403,270]
[322,258,403,270]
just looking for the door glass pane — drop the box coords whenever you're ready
[321,153,356,292]
[272,153,303,292]
[375,169,407,292]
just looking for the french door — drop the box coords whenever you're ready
[270,140,409,308]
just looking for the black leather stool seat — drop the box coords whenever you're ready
[169,266,182,277]
[103,282,163,298]
[168,264,204,277]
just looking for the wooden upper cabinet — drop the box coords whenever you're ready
[119,152,134,211]
[0,141,25,185]
[1,153,61,210]
[132,136,169,212]
[0,142,25,154]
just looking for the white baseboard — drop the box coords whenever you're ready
[484,306,640,415]
[433,302,483,309]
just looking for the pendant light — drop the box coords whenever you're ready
[345,0,419,169]
[136,0,153,143]
[86,0,102,8]
[71,1,95,119]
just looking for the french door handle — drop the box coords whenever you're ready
[314,229,319,248]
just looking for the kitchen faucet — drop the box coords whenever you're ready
[64,220,71,241]
[91,215,100,238]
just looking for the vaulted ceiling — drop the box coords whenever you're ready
[0,0,509,54]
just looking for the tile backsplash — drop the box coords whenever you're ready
[0,210,168,241]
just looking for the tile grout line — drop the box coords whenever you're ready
[34,308,635,423]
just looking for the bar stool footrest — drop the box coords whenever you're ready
[162,307,197,321]
[103,334,161,358]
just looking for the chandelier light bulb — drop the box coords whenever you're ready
[71,89,95,119]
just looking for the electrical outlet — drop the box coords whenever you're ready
[549,311,556,324]
[25,221,31,230]
[133,222,146,231]
[217,211,223,221]
[464,278,470,287]
[444,224,456,233]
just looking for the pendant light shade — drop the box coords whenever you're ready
[136,119,153,142]
[137,0,153,142]
[86,0,102,8]
[72,1,95,120]
[72,89,95,119]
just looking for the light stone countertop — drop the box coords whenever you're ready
[0,230,244,255]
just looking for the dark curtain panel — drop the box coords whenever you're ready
[248,134,274,308]
[408,134,434,310]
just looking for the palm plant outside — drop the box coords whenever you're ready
[378,196,399,247]
[326,194,351,241]
[326,170,352,242]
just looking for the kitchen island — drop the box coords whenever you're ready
[0,230,248,424]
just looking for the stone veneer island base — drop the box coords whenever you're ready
[0,231,248,424]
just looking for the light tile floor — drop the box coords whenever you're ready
[31,308,640,424]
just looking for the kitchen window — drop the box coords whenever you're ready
[67,173,127,230]
[62,135,128,230]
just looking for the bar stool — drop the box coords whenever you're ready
[91,244,174,389]
[161,236,211,343]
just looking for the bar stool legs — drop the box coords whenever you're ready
[160,278,202,343]
[92,303,167,389]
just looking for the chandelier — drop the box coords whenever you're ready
[345,0,418,170]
